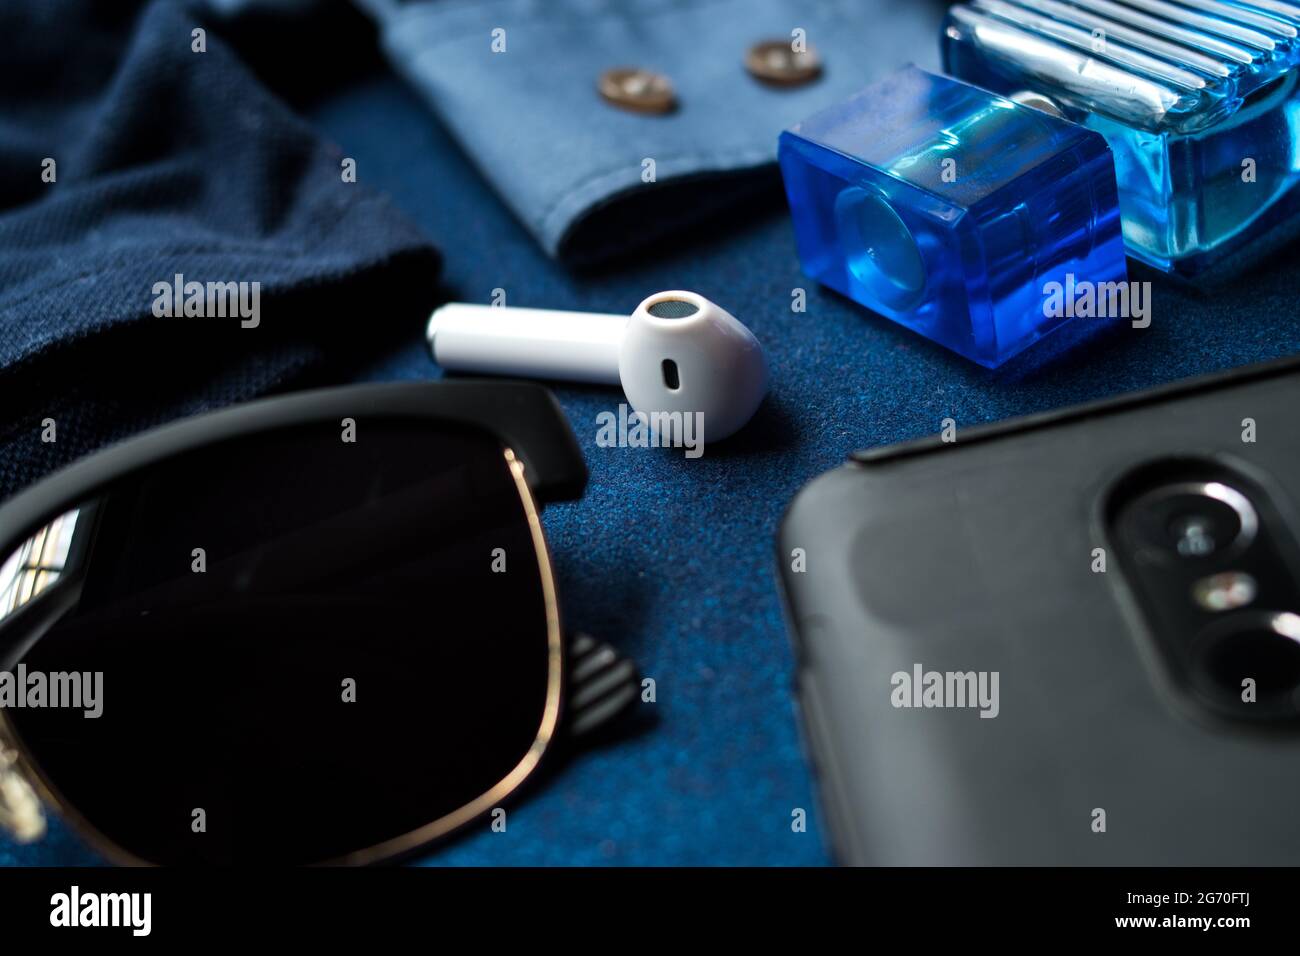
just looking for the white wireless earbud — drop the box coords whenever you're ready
[426,291,768,443]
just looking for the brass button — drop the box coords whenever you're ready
[598,67,676,114]
[745,40,822,86]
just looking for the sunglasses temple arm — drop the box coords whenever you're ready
[0,740,45,844]
[563,633,642,739]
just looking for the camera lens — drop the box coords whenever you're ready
[1191,612,1300,717]
[1117,481,1258,564]
[1170,513,1222,557]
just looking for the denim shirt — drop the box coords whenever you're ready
[357,0,947,263]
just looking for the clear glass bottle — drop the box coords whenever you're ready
[942,0,1300,275]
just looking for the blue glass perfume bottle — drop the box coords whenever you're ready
[778,66,1127,367]
[942,0,1300,275]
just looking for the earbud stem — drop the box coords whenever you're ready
[427,303,626,385]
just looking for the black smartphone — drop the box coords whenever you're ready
[778,356,1300,865]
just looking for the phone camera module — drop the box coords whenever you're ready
[1106,459,1300,724]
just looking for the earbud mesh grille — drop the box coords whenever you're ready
[646,299,699,319]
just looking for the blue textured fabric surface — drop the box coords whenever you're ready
[0,0,439,502]
[357,0,946,263]
[6,12,1300,868]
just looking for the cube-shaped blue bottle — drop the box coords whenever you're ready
[778,66,1127,368]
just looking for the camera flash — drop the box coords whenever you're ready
[1192,572,1258,613]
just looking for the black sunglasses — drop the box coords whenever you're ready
[0,381,638,864]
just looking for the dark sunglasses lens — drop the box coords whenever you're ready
[0,420,556,863]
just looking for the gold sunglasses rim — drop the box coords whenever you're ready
[0,444,564,866]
